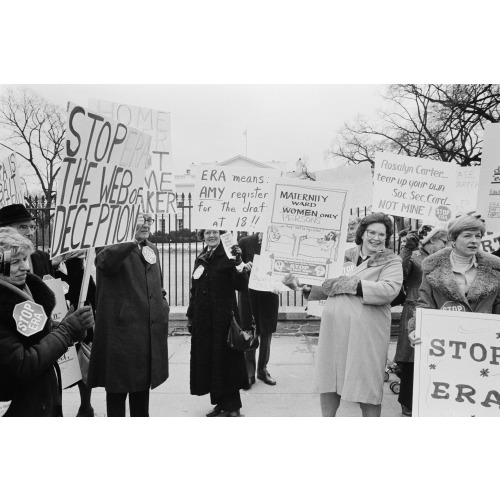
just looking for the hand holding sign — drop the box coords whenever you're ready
[60,305,95,342]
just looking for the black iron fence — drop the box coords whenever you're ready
[26,194,418,308]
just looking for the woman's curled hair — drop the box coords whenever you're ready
[0,227,34,256]
[354,212,394,247]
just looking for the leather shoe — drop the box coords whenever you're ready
[227,409,241,417]
[206,405,226,417]
[401,404,412,417]
[257,370,276,386]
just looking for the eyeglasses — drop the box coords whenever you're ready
[142,218,155,225]
[366,230,386,240]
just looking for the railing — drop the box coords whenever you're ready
[26,194,418,307]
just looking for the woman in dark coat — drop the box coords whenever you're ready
[88,214,170,417]
[0,227,94,417]
[394,226,447,416]
[187,229,249,417]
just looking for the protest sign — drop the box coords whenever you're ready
[476,123,500,232]
[89,99,176,215]
[0,152,23,208]
[413,308,500,417]
[315,163,373,210]
[58,345,82,389]
[372,152,457,226]
[248,255,289,294]
[258,178,352,286]
[454,165,480,216]
[192,166,280,230]
[50,103,151,259]
[220,231,236,259]
[42,277,68,322]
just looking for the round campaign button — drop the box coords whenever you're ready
[435,205,452,222]
[12,300,48,337]
[0,401,11,417]
[440,301,469,312]
[142,246,157,265]
[342,262,356,276]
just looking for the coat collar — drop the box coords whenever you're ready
[422,247,500,304]
[346,246,400,271]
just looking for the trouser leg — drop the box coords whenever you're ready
[398,362,414,410]
[129,389,150,417]
[106,391,127,417]
[220,390,242,411]
[257,331,272,374]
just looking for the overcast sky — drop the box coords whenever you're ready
[16,84,387,176]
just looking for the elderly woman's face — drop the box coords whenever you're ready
[454,230,482,257]
[361,222,386,255]
[204,230,221,248]
[1,251,30,286]
[346,221,359,242]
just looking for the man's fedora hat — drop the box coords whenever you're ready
[0,204,35,226]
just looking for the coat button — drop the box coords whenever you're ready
[41,404,46,411]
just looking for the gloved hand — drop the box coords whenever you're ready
[230,245,243,265]
[405,232,419,251]
[187,318,193,334]
[60,306,95,343]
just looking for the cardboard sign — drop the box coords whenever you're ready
[0,152,24,208]
[476,123,500,232]
[89,99,176,215]
[192,166,280,230]
[220,232,236,259]
[50,103,151,258]
[413,308,500,417]
[373,152,457,225]
[12,300,48,337]
[454,165,480,216]
[248,255,289,294]
[258,178,352,286]
[42,277,69,322]
[315,163,373,211]
[57,345,82,389]
[480,231,500,254]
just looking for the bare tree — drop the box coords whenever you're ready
[0,87,65,206]
[327,84,500,168]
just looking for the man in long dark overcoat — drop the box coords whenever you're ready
[88,214,169,416]
[238,232,279,387]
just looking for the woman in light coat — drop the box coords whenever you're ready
[285,212,403,417]
[409,215,500,345]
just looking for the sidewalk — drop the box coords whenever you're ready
[62,335,406,417]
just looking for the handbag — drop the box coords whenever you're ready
[77,341,92,385]
[390,280,407,307]
[227,311,259,352]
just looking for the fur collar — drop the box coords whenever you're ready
[345,246,401,268]
[0,273,55,319]
[422,248,500,303]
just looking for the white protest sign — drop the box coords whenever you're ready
[0,152,24,208]
[414,308,500,417]
[315,163,373,210]
[50,103,151,258]
[454,165,480,216]
[373,152,457,225]
[220,231,236,259]
[42,277,68,322]
[89,99,176,215]
[480,231,500,254]
[476,123,500,232]
[248,254,289,293]
[192,166,279,230]
[58,345,82,389]
[258,178,352,286]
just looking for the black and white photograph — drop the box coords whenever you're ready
[1,1,497,498]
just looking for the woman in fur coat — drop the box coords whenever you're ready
[0,228,94,417]
[409,215,500,345]
[284,212,403,417]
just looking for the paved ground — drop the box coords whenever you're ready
[62,335,405,417]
